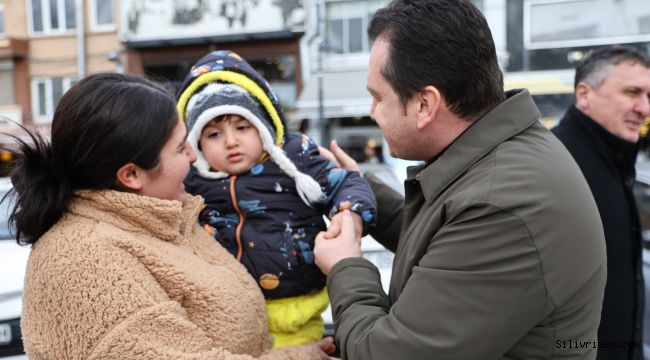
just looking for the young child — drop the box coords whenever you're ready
[177,50,377,348]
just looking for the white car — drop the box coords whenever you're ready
[0,178,29,359]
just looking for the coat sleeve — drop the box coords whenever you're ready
[292,133,377,233]
[326,203,548,360]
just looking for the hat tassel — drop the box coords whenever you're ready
[267,146,325,206]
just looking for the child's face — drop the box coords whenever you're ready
[199,115,264,175]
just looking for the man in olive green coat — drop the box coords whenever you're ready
[314,1,607,359]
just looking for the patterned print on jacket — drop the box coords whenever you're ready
[185,131,377,299]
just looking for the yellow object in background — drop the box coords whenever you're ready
[0,151,11,162]
[641,116,650,138]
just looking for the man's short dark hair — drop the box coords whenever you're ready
[575,45,650,89]
[368,0,505,119]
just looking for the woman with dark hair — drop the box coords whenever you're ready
[9,73,334,360]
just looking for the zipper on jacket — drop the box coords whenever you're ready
[229,175,245,261]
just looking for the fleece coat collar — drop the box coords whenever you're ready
[70,190,203,244]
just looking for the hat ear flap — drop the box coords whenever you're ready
[185,106,230,180]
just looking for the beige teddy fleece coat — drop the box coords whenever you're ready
[21,190,321,360]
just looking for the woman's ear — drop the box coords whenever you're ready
[115,163,144,191]
[416,85,441,130]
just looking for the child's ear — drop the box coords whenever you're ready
[115,163,144,191]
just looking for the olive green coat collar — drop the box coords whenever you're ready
[412,89,541,203]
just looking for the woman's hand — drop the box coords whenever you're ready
[318,140,361,173]
[308,336,338,359]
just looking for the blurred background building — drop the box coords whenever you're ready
[0,0,123,176]
[0,0,122,124]
[294,0,650,169]
[0,0,648,174]
[0,1,649,357]
[0,0,650,358]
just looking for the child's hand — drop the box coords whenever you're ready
[315,211,362,275]
[326,211,363,241]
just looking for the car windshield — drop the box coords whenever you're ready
[0,190,15,240]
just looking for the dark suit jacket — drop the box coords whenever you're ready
[553,105,644,360]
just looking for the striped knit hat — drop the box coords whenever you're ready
[177,50,324,205]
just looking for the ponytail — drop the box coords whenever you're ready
[6,128,72,246]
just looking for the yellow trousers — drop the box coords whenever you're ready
[266,288,329,348]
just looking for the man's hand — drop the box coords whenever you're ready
[318,140,361,173]
[315,210,362,275]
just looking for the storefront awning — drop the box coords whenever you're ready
[504,69,575,95]
[288,69,371,124]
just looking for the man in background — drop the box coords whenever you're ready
[552,45,650,360]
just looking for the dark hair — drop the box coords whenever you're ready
[8,73,178,245]
[197,114,244,151]
[574,45,650,89]
[368,0,504,118]
[206,114,243,127]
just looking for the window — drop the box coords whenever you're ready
[31,77,73,123]
[325,0,386,54]
[524,0,650,49]
[29,0,76,34]
[249,55,297,109]
[90,0,115,31]
[0,5,5,36]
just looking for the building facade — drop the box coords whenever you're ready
[0,0,648,154]
[120,0,308,111]
[0,0,123,127]
[292,0,650,160]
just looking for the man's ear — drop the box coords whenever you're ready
[575,82,591,110]
[416,85,441,130]
[115,163,144,191]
